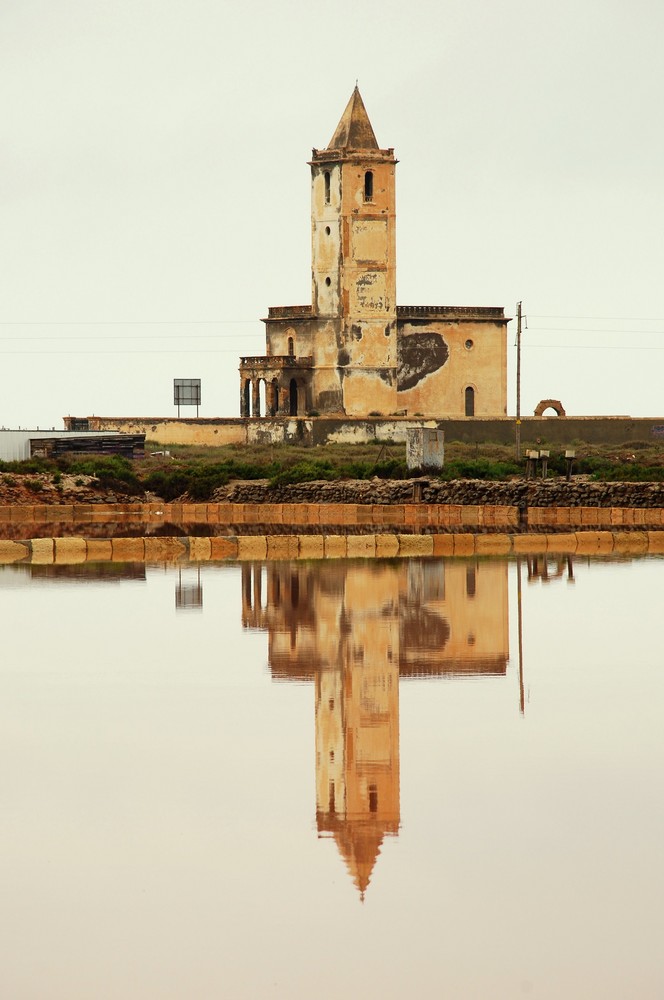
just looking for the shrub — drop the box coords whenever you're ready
[68,455,141,494]
[439,458,520,481]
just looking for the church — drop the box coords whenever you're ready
[239,87,508,421]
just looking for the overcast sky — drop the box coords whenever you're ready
[2,0,663,428]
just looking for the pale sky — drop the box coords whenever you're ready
[2,0,663,429]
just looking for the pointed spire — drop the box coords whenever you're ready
[327,86,379,151]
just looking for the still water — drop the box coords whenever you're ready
[1,555,662,999]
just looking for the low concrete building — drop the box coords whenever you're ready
[240,87,509,420]
[0,430,144,462]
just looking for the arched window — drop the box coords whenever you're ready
[289,378,298,416]
[324,171,330,205]
[364,170,373,201]
[287,336,294,357]
[465,386,475,417]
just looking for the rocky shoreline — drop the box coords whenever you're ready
[212,477,664,509]
[2,473,664,509]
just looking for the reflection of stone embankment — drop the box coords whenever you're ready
[2,498,664,539]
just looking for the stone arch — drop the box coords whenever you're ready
[534,398,566,417]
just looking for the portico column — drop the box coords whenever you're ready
[252,379,261,418]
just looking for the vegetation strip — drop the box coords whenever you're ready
[3,439,664,508]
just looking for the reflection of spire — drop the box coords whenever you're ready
[334,822,387,897]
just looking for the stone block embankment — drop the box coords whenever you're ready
[2,487,664,541]
[2,530,664,566]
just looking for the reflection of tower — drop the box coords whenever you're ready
[243,558,509,898]
[315,566,401,899]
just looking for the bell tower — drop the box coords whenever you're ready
[310,88,398,416]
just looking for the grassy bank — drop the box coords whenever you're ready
[2,439,664,502]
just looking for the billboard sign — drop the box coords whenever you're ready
[174,378,201,416]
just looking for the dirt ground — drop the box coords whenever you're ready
[0,473,138,506]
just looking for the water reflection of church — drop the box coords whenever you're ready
[242,559,509,898]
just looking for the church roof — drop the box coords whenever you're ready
[327,86,379,151]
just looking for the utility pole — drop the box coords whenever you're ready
[517,555,525,716]
[515,301,522,461]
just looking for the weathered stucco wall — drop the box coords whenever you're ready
[397,317,507,418]
[68,415,664,447]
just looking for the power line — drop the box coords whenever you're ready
[527,314,664,322]
[526,326,664,335]
[0,348,250,356]
[523,344,664,351]
[0,319,259,326]
[0,333,263,342]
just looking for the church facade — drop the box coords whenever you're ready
[240,87,508,420]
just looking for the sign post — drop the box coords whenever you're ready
[174,379,202,417]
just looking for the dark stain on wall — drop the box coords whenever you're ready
[316,389,344,412]
[338,348,350,367]
[397,333,449,391]
[351,325,363,341]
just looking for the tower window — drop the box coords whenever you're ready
[325,225,331,235]
[364,170,373,201]
[465,386,475,417]
[288,336,294,357]
[324,171,331,204]
[325,277,331,286]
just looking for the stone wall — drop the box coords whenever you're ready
[66,414,664,447]
[212,478,664,509]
